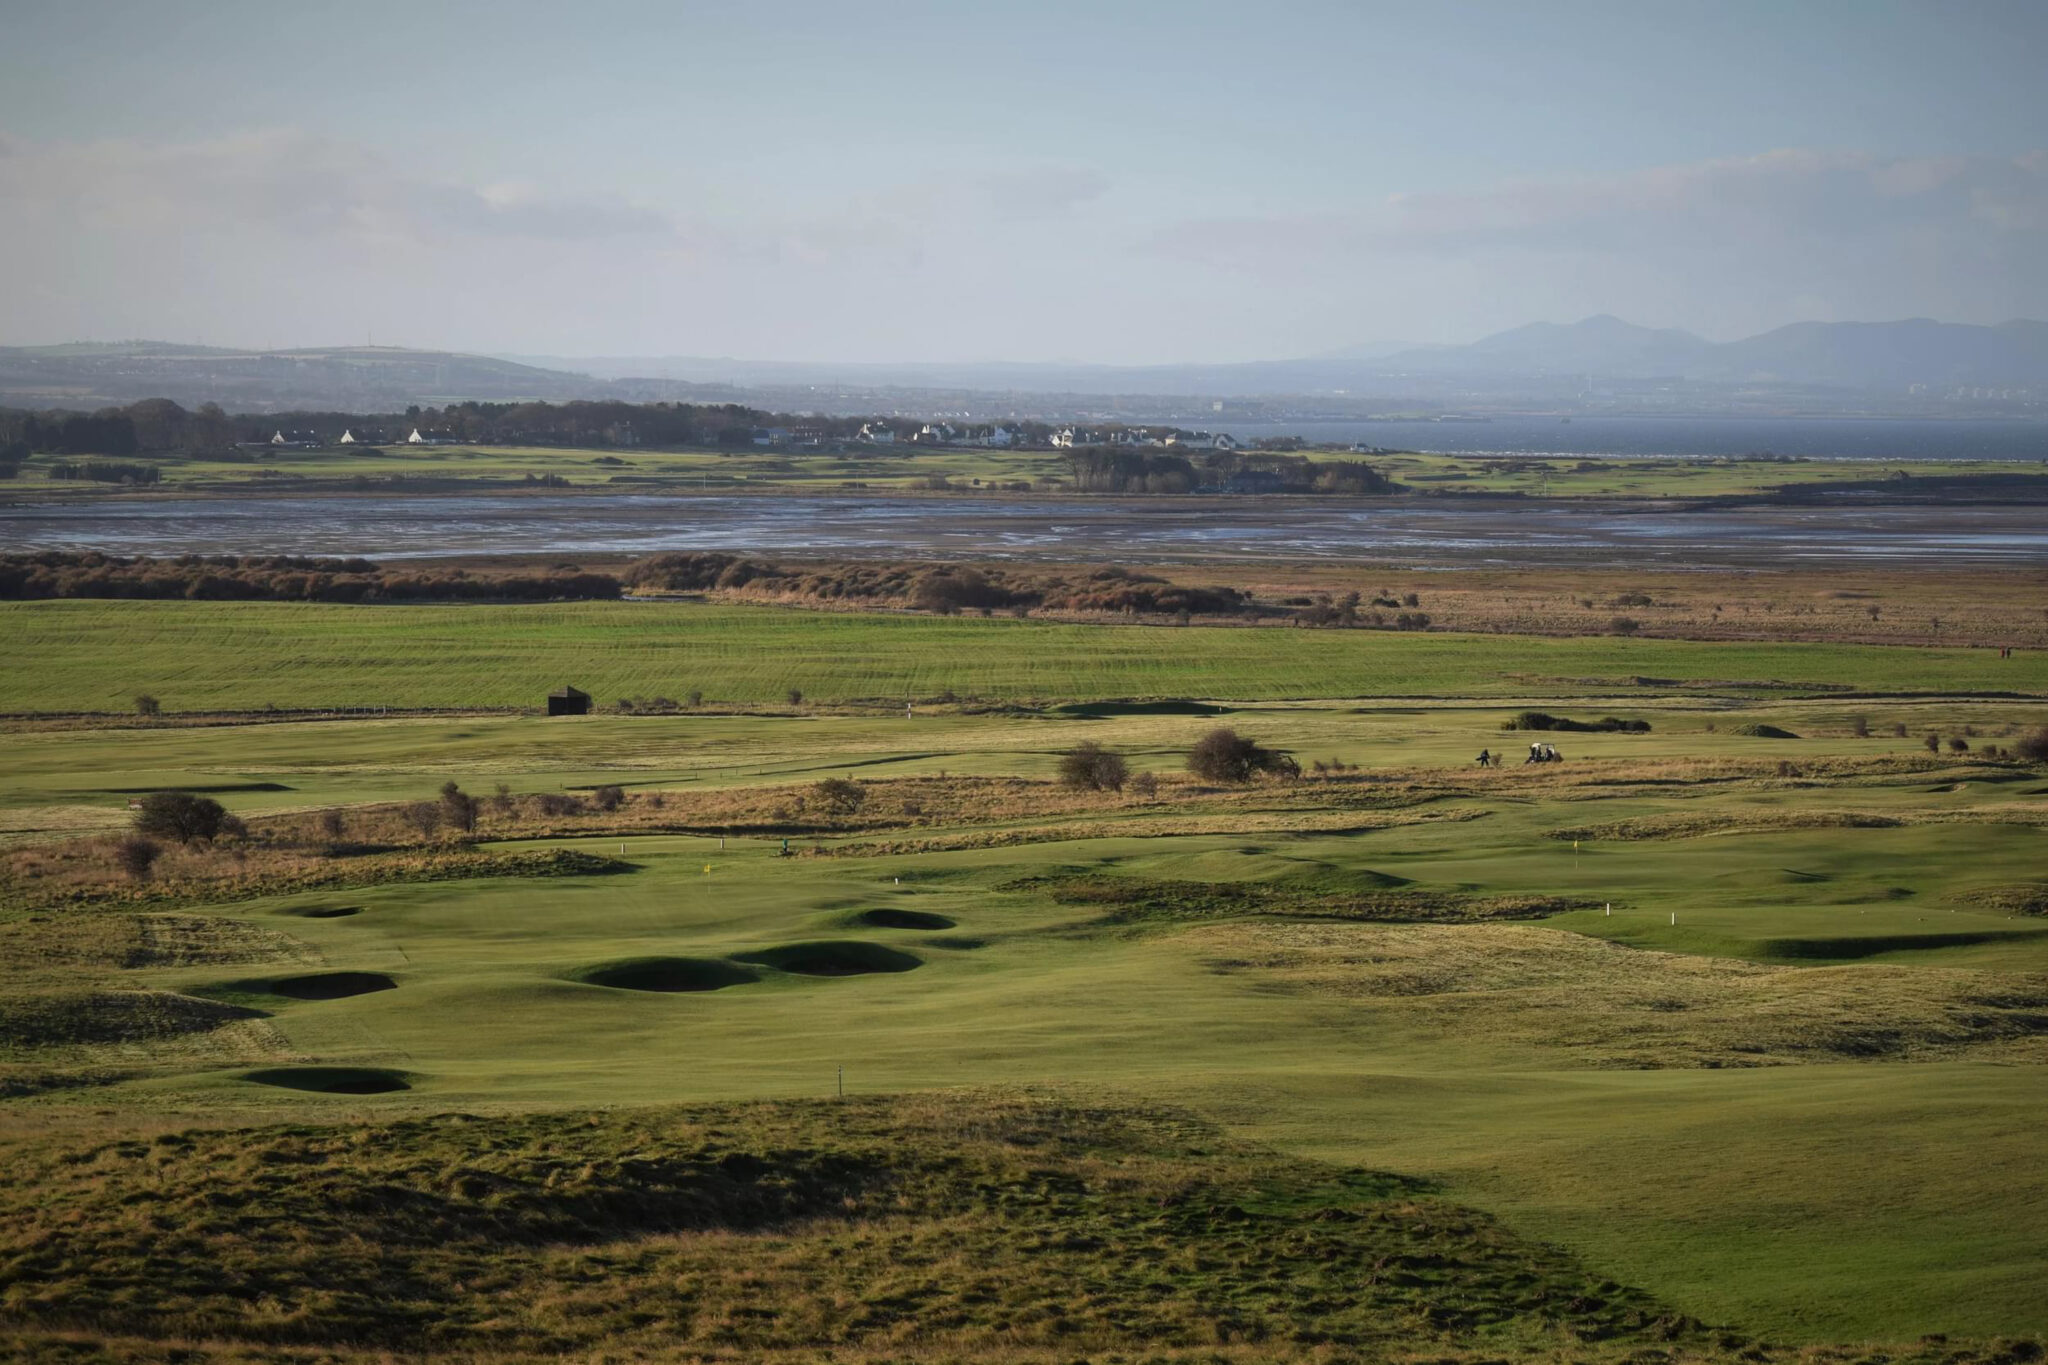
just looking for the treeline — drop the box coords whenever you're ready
[0,553,621,603]
[622,553,1251,617]
[1065,448,1397,496]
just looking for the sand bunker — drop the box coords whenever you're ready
[242,1066,410,1094]
[853,909,957,931]
[569,957,761,992]
[263,971,397,1000]
[736,941,923,977]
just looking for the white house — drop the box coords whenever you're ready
[407,428,427,445]
[858,422,897,445]
[338,429,359,444]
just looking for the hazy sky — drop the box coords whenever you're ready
[2,0,2044,362]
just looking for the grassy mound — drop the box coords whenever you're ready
[851,907,957,930]
[567,957,760,993]
[240,1065,410,1094]
[1950,883,2048,916]
[1502,710,1651,733]
[0,1093,1734,1362]
[1729,722,1800,738]
[0,990,263,1049]
[0,914,315,971]
[1024,872,1591,927]
[263,971,398,1001]
[1189,921,2048,1067]
[735,941,923,976]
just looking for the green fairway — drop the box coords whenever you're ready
[6,597,2041,714]
[4,604,2044,1354]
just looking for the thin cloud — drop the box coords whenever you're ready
[1153,149,2048,263]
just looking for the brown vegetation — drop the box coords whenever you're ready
[1190,921,2048,1068]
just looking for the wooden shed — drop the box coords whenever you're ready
[547,685,592,716]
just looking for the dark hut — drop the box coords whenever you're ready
[547,685,592,716]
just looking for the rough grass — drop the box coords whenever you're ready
[1020,872,1599,928]
[1,843,633,912]
[0,990,263,1049]
[0,913,317,972]
[0,1092,1783,1362]
[1550,804,2048,842]
[1950,883,2048,916]
[1192,922,2048,1068]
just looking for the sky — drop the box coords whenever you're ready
[1,0,2044,363]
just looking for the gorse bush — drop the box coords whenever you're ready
[1058,742,1130,792]
[1186,728,1298,784]
[2015,727,2048,763]
[812,778,866,815]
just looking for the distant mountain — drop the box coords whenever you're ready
[0,342,632,411]
[1713,319,2048,387]
[7,317,2046,414]
[1368,316,2048,389]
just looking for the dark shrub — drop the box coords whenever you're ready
[787,688,804,707]
[592,784,625,812]
[2016,728,2048,763]
[115,835,161,880]
[438,781,478,833]
[133,694,160,717]
[1058,742,1130,792]
[1187,727,1297,784]
[1609,616,1641,635]
[1130,771,1158,798]
[533,793,583,817]
[134,791,230,844]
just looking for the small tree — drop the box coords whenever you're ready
[592,784,625,812]
[134,791,229,844]
[406,801,443,840]
[438,781,478,833]
[813,778,866,815]
[787,688,805,707]
[1609,616,1641,636]
[686,689,704,708]
[1187,728,1297,784]
[116,835,162,881]
[1923,733,1941,753]
[1130,770,1159,798]
[1948,736,1970,753]
[1058,742,1130,792]
[1850,714,1870,738]
[134,694,161,718]
[2016,727,2048,763]
[319,809,346,843]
